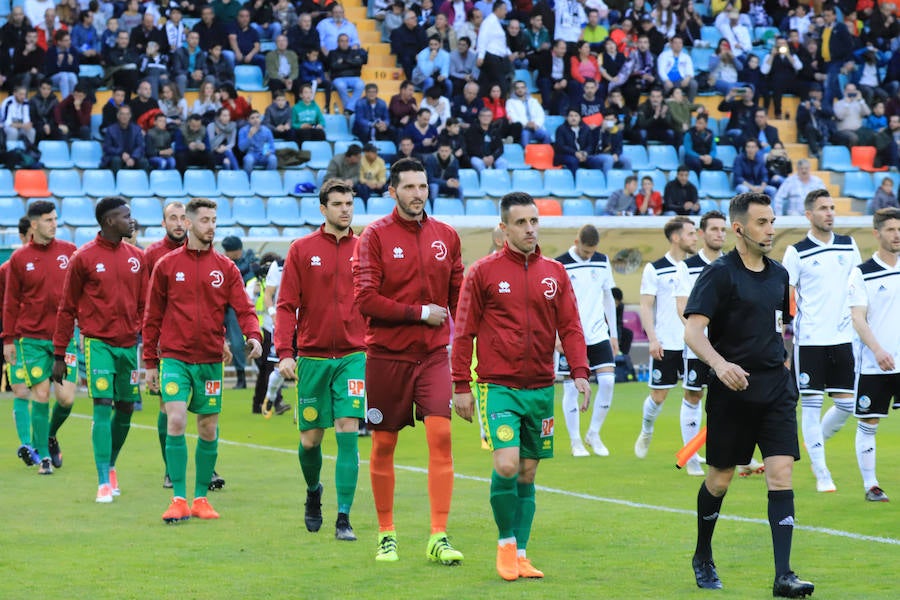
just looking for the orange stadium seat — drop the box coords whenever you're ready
[14,170,51,197]
[535,198,562,216]
[524,144,560,170]
[850,146,888,172]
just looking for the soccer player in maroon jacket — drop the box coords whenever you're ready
[52,197,148,503]
[353,158,466,565]
[143,198,263,523]
[2,201,78,475]
[451,192,591,581]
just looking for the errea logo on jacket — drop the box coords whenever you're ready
[393,247,404,259]
[498,281,511,294]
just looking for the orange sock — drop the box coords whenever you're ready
[370,430,398,532]
[424,416,454,534]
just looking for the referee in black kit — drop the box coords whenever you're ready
[683,192,815,598]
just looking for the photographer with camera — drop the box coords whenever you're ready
[761,35,804,119]
[833,82,875,148]
[717,84,758,147]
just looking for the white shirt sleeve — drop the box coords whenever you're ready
[847,267,868,308]
[782,244,800,287]
[639,262,657,296]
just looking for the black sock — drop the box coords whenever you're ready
[695,482,725,561]
[768,489,794,577]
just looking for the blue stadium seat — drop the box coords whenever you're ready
[622,145,651,170]
[281,226,313,238]
[315,169,327,188]
[71,140,103,169]
[212,197,235,225]
[131,197,163,227]
[150,170,184,197]
[324,114,356,141]
[562,199,594,216]
[503,144,530,170]
[699,199,720,214]
[605,169,631,197]
[594,199,607,215]
[821,146,855,172]
[754,26,779,47]
[82,170,117,197]
[716,145,737,170]
[647,145,680,171]
[481,169,512,197]
[637,170,667,194]
[78,64,105,79]
[458,169,483,197]
[575,169,606,197]
[183,169,219,196]
[234,65,267,92]
[366,195,395,216]
[333,140,365,156]
[544,169,580,197]
[512,170,547,196]
[217,170,252,197]
[215,226,244,239]
[514,69,537,93]
[48,169,83,197]
[842,172,875,199]
[247,226,279,238]
[27,197,59,212]
[38,141,73,168]
[272,140,299,151]
[55,227,75,243]
[232,196,270,226]
[300,197,325,225]
[116,170,151,196]
[283,169,318,195]
[301,141,333,170]
[0,169,15,196]
[74,227,97,247]
[0,197,24,225]
[545,115,565,142]
[91,113,103,140]
[144,226,166,239]
[353,196,366,216]
[700,26,721,45]
[465,198,497,216]
[372,140,397,157]
[267,196,302,226]
[432,197,464,216]
[250,170,284,197]
[690,47,715,72]
[699,170,734,199]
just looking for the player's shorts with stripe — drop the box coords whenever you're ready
[477,382,554,460]
[160,358,224,415]
[649,349,684,389]
[365,349,451,431]
[18,337,77,386]
[85,338,140,402]
[294,351,366,431]
[705,367,800,469]
[557,340,614,375]
[794,343,856,395]
[854,373,900,419]
[683,358,711,391]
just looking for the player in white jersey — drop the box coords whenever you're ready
[847,207,900,502]
[635,217,697,460]
[555,225,619,457]
[782,190,861,493]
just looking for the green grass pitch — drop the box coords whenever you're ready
[2,381,898,599]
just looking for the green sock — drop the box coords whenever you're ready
[157,411,168,468]
[298,442,322,491]
[92,404,112,485]
[514,482,536,551]
[195,438,218,498]
[32,402,50,458]
[48,401,72,437]
[490,470,519,540]
[109,407,132,467]
[165,434,188,499]
[334,432,359,514]
[13,397,31,446]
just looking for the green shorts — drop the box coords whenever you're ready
[160,358,224,415]
[85,338,141,402]
[17,337,77,386]
[295,352,366,431]
[477,383,555,460]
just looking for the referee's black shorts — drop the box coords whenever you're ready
[705,367,801,469]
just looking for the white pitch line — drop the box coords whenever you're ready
[84,417,900,546]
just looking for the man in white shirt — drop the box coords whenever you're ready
[505,80,549,146]
[476,1,512,95]
[717,9,752,62]
[24,0,54,31]
[2,86,35,145]
[165,7,188,51]
[657,35,697,101]
[555,0,587,46]
[772,159,826,216]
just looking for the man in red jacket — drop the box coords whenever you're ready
[143,198,262,523]
[353,158,465,565]
[451,191,591,581]
[276,179,367,542]
[52,197,148,503]
[2,201,78,476]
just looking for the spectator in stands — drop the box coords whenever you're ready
[625,0,651,24]
[872,176,899,211]
[764,141,792,187]
[298,47,332,109]
[606,87,641,143]
[218,82,252,124]
[866,100,889,133]
[30,79,60,141]
[438,117,466,162]
[55,0,78,28]
[130,11,169,56]
[819,4,854,106]
[389,79,418,129]
[403,107,439,154]
[173,31,211,95]
[657,34,697,100]
[392,9,428,81]
[429,13,458,53]
[394,135,422,163]
[421,85,452,131]
[272,0,298,43]
[456,7,483,52]
[287,12,321,59]
[771,158,825,216]
[35,8,65,52]
[12,29,45,91]
[523,12,550,60]
[358,142,388,202]
[380,1,406,42]
[677,1,703,46]
[665,86,703,142]
[833,82,874,147]
[482,82,519,141]
[638,15,665,56]
[581,9,609,53]
[449,36,478,97]
[414,35,452,98]
[228,8,265,73]
[761,36,805,119]
[328,33,366,115]
[555,0,587,48]
[238,110,277,173]
[733,138,777,197]
[553,108,599,173]
[880,114,900,169]
[591,109,633,173]
[606,174,638,216]
[717,85,758,146]
[425,140,463,200]
[101,104,149,172]
[535,38,571,116]
[651,0,677,38]
[45,30,79,100]
[616,33,657,110]
[192,80,221,123]
[868,2,900,51]
[265,34,300,96]
[146,112,177,170]
[505,79,549,146]
[506,18,528,69]
[848,45,891,106]
[71,11,100,64]
[139,40,171,100]
[787,4,813,44]
[118,0,142,35]
[476,1,513,96]
[324,142,362,189]
[159,82,188,129]
[175,114,214,171]
[104,30,139,94]
[1,8,32,68]
[683,113,723,175]
[570,40,601,102]
[353,83,392,141]
[438,0,473,33]
[577,79,604,127]
[465,107,507,172]
[596,37,625,103]
[663,165,700,215]
[194,5,231,61]
[212,0,241,26]
[54,82,92,141]
[164,7,188,51]
[129,80,158,124]
[263,89,294,141]
[636,175,663,215]
[208,106,238,169]
[707,39,743,95]
[318,3,360,57]
[24,0,53,31]
[246,0,279,41]
[290,82,326,141]
[717,8,752,64]
[451,80,483,130]
[636,86,676,145]
[796,83,833,159]
[747,107,781,154]
[2,85,36,145]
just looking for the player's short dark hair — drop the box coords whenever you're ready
[803,188,830,212]
[18,216,31,237]
[873,207,900,230]
[319,179,354,206]
[699,210,726,231]
[729,192,771,224]
[95,196,127,225]
[578,224,600,246]
[664,216,693,241]
[27,200,56,219]
[389,157,426,189]
[500,191,535,224]
[185,197,218,218]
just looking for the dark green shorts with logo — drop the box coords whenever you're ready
[85,338,140,402]
[160,358,224,415]
[295,352,366,431]
[15,337,77,386]
[477,383,555,460]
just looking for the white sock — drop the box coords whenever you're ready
[821,398,854,440]
[641,395,663,434]
[801,395,828,477]
[587,373,614,437]
[856,421,879,490]
[266,369,284,400]
[680,399,702,459]
[562,380,582,442]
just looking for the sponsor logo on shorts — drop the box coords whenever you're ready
[496,424,514,442]
[96,263,106,273]
[652,369,662,383]
[302,407,318,421]
[208,397,217,406]
[205,380,222,395]
[347,379,365,397]
[858,395,871,410]
[498,281,511,294]
[352,399,360,409]
[431,240,447,261]
[392,247,404,259]
[367,408,384,424]
[687,369,697,383]
[64,352,77,367]
[130,370,140,385]
[209,270,224,288]
[15,368,25,379]
[95,377,110,391]
[490,411,513,419]
[31,366,43,378]
[540,417,554,438]
[165,382,179,396]
[798,372,810,387]
[128,257,141,272]
[542,439,551,449]
[541,277,558,300]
